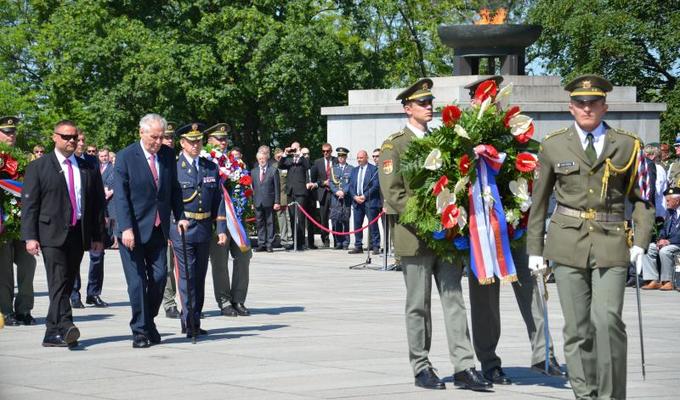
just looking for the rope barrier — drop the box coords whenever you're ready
[295,203,385,236]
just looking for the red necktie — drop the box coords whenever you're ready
[260,167,265,183]
[148,155,161,226]
[65,158,78,226]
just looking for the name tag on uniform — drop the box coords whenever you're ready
[556,161,575,169]
[203,176,216,183]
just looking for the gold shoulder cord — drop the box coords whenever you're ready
[330,165,340,186]
[600,139,640,199]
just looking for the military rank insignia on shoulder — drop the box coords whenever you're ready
[381,142,393,151]
[612,128,639,140]
[382,159,393,175]
[543,127,568,141]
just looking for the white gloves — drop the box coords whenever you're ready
[630,245,645,274]
[528,255,547,273]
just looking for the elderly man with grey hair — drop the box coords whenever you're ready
[641,187,680,291]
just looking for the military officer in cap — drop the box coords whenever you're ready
[378,79,491,391]
[0,116,37,326]
[527,75,654,400]
[169,123,227,336]
[329,147,353,249]
[462,76,565,384]
[205,123,254,317]
[161,122,181,318]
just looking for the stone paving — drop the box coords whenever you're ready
[1,246,678,399]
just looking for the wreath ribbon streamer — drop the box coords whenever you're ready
[220,180,251,252]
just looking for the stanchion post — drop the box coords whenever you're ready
[294,202,299,251]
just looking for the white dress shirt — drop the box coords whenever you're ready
[574,122,606,158]
[55,150,82,220]
[356,164,367,195]
[407,122,427,139]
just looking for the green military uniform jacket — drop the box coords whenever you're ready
[666,160,680,188]
[378,127,432,257]
[527,124,654,268]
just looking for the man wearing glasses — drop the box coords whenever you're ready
[32,145,45,160]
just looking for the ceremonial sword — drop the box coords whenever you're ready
[533,265,551,374]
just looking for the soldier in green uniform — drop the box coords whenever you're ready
[666,137,680,187]
[527,75,654,400]
[161,122,181,319]
[0,116,37,326]
[378,79,491,391]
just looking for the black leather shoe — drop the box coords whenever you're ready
[15,313,36,325]
[221,304,238,317]
[86,295,109,307]
[149,328,161,344]
[63,326,80,346]
[3,313,20,326]
[42,334,68,347]
[453,368,493,391]
[333,245,343,250]
[266,246,273,253]
[182,327,208,336]
[348,248,363,254]
[165,306,180,319]
[254,246,267,252]
[414,368,445,390]
[307,244,318,250]
[232,303,250,316]
[285,244,304,251]
[483,366,512,385]
[531,358,567,377]
[132,334,151,348]
[71,299,85,309]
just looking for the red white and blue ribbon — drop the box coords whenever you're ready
[467,149,517,284]
[0,179,22,197]
[220,181,251,252]
[636,149,650,201]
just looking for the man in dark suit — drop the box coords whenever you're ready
[21,120,106,348]
[347,150,381,254]
[310,143,336,248]
[278,142,312,251]
[113,113,188,348]
[252,150,281,252]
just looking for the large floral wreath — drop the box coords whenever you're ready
[399,79,540,284]
[200,144,253,222]
[0,142,29,243]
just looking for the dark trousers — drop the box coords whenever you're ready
[332,218,350,248]
[318,193,331,244]
[42,224,84,336]
[288,194,307,249]
[71,249,105,301]
[118,227,167,336]
[255,205,275,247]
[171,239,209,330]
[352,204,380,250]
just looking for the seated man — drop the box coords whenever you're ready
[641,186,680,290]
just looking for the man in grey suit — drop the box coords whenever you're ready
[252,151,281,252]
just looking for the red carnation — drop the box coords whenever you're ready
[503,106,521,127]
[459,154,471,175]
[244,189,253,198]
[442,105,462,127]
[515,152,538,173]
[473,80,498,104]
[432,176,449,196]
[515,122,535,144]
[441,204,460,229]
[239,175,252,186]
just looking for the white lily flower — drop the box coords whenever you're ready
[423,148,443,171]
[509,177,532,212]
[477,96,492,119]
[453,124,470,139]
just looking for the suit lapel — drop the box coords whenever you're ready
[76,157,88,219]
[48,152,71,205]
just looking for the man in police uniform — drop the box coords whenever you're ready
[378,79,491,391]
[329,147,353,249]
[205,123,254,318]
[462,77,565,384]
[0,116,37,326]
[169,123,227,336]
[527,75,654,400]
[161,122,181,319]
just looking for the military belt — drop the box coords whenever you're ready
[555,205,624,222]
[184,211,211,220]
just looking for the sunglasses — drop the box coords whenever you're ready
[55,132,78,141]
[372,154,379,158]
[34,150,44,154]
[322,149,332,153]
[86,150,97,154]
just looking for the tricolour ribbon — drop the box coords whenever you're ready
[220,180,251,252]
[467,148,517,285]
[0,179,22,197]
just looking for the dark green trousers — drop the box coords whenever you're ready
[0,240,36,316]
[162,242,177,310]
[209,235,252,308]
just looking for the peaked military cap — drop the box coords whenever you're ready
[165,121,177,136]
[0,116,19,133]
[464,75,504,97]
[176,122,205,140]
[664,186,680,196]
[396,78,435,104]
[204,123,230,138]
[336,147,349,156]
[565,75,613,101]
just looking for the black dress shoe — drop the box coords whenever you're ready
[414,368,445,390]
[3,313,20,326]
[453,368,493,391]
[15,313,36,325]
[86,295,109,307]
[165,306,180,319]
[182,327,208,336]
[132,334,151,348]
[232,303,250,316]
[483,366,512,385]
[221,304,238,317]
[71,299,85,309]
[42,334,68,347]
[348,248,363,254]
[333,245,343,250]
[63,326,80,345]
[531,358,567,377]
[266,246,273,253]
[307,244,318,250]
[148,328,161,344]
[254,246,267,252]
[285,244,304,251]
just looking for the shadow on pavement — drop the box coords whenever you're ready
[33,313,115,325]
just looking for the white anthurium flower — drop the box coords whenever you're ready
[495,83,513,102]
[453,124,470,139]
[457,206,468,229]
[509,177,532,212]
[453,176,469,195]
[509,114,533,137]
[505,209,520,228]
[477,96,493,119]
[436,188,456,214]
[423,148,443,171]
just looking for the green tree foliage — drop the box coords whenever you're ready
[528,0,679,142]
